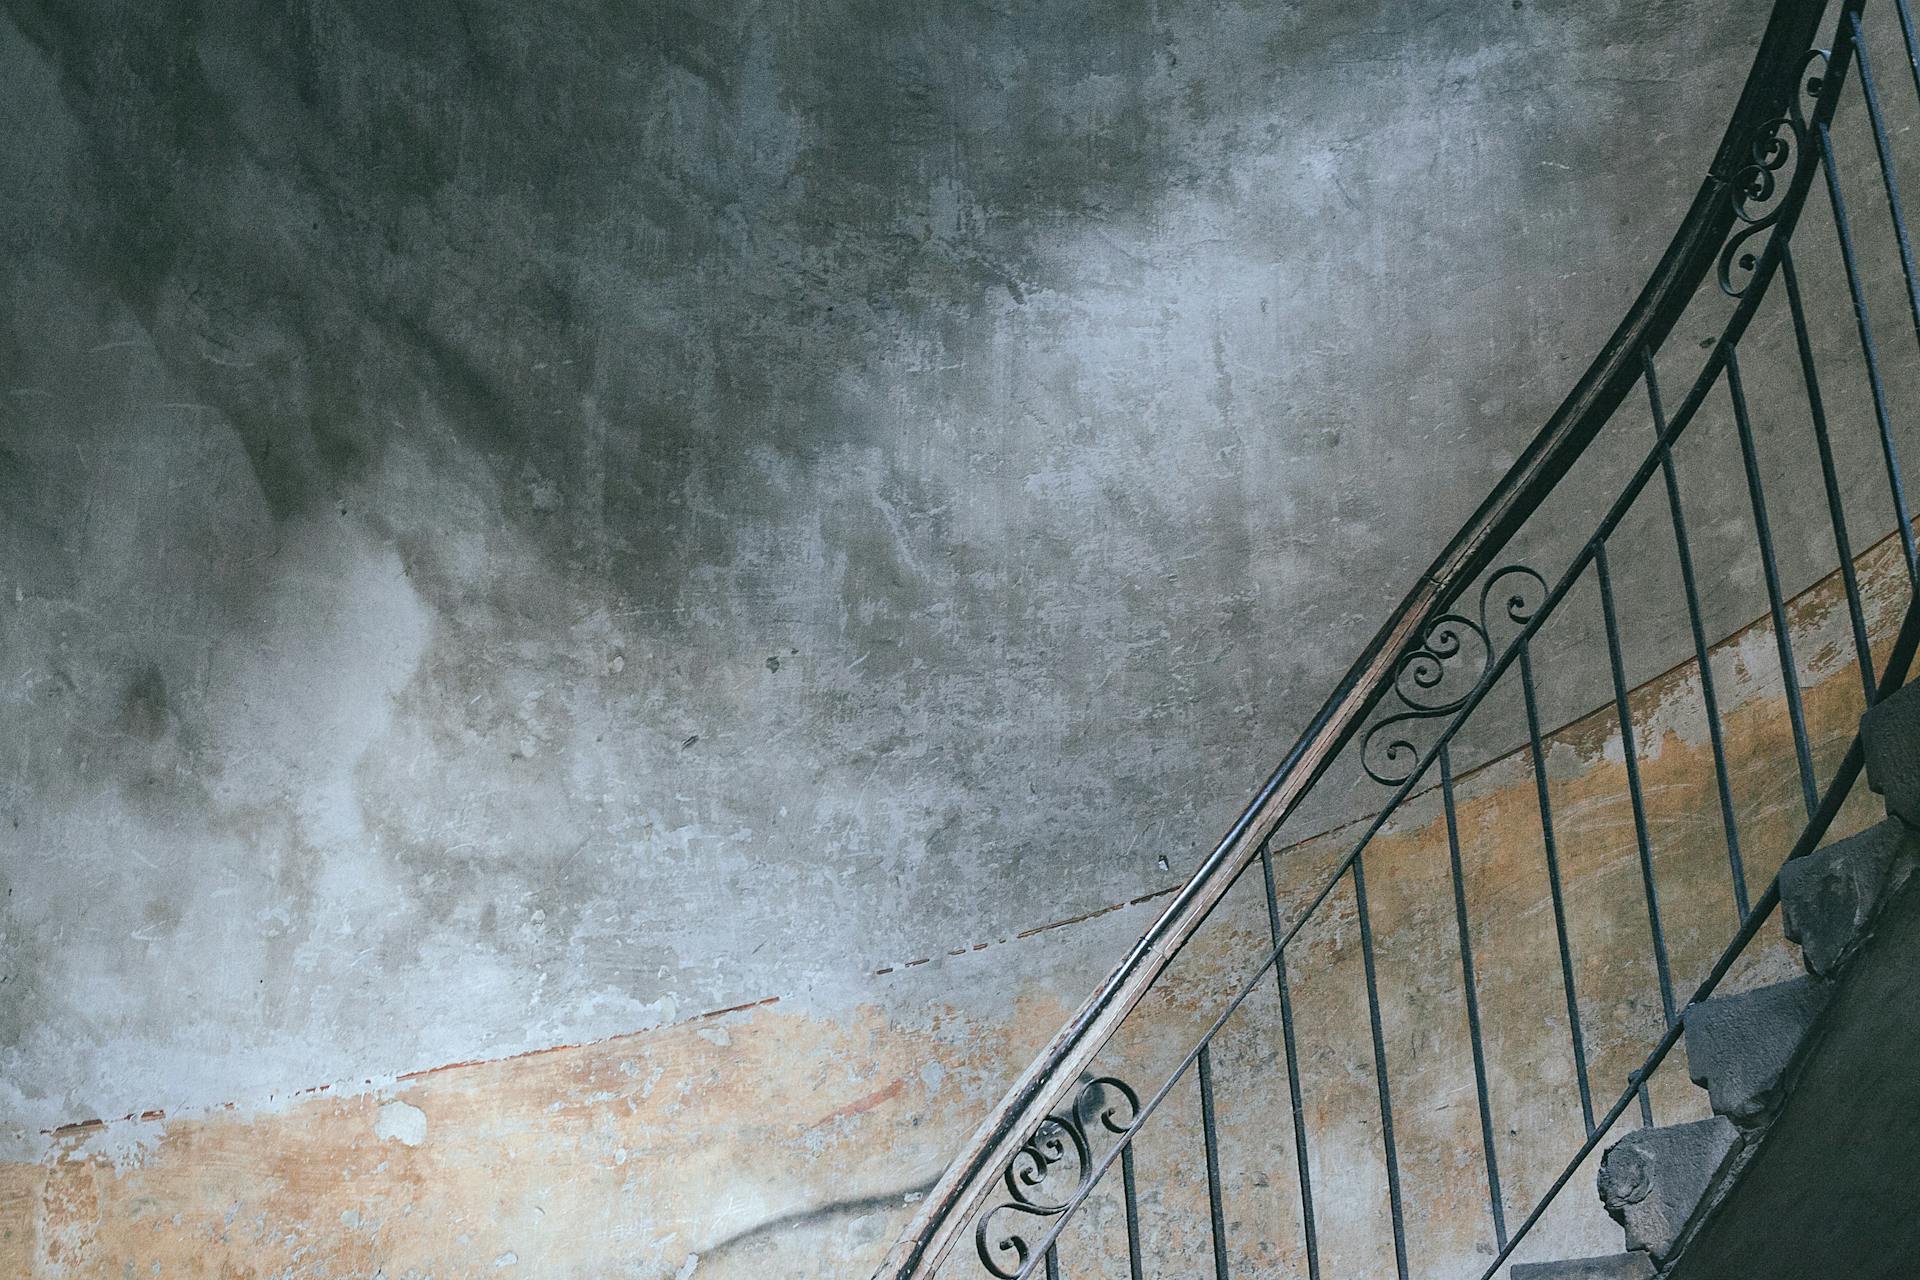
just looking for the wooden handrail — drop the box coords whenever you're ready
[871,4,1827,1276]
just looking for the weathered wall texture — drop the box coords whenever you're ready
[1,524,1906,1279]
[3,0,1879,1147]
[8,0,1920,1277]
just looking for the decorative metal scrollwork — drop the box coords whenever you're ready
[974,1076,1141,1278]
[1718,49,1829,298]
[1360,564,1547,786]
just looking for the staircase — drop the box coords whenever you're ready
[873,2,1920,1277]
[1520,681,1920,1278]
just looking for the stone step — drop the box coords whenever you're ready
[1862,680,1920,826]
[1598,1115,1739,1262]
[1510,1252,1653,1279]
[1780,817,1919,977]
[1683,975,1827,1122]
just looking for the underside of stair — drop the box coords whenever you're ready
[1512,1254,1652,1280]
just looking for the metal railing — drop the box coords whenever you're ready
[873,1,1920,1276]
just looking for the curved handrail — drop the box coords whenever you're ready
[872,4,1832,1277]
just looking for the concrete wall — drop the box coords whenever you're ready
[7,0,1920,1277]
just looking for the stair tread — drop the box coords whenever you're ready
[1780,818,1919,977]
[1599,1115,1740,1262]
[1684,975,1827,1122]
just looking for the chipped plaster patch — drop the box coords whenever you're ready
[66,1111,167,1174]
[374,1100,427,1146]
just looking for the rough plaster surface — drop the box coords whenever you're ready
[0,476,1905,1278]
[1,0,1840,1144]
[5,0,1920,1273]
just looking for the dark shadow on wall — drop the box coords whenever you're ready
[1,0,1761,617]
[3,0,1245,609]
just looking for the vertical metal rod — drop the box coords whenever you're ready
[1197,1045,1231,1280]
[1044,1245,1060,1280]
[1519,643,1599,1135]
[1850,11,1920,354]
[1440,745,1508,1248]
[1120,1144,1145,1280]
[1896,0,1920,106]
[1352,853,1410,1280]
[1641,350,1750,921]
[1595,542,1679,1030]
[1818,121,1920,589]
[1781,245,1877,704]
[1260,842,1321,1280]
[1726,345,1821,819]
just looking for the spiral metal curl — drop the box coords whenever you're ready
[1718,48,1829,298]
[1360,564,1547,786]
[974,1076,1142,1278]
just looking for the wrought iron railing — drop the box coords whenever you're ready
[874,1,1920,1276]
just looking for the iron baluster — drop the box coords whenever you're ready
[1642,349,1751,921]
[1896,0,1920,104]
[1440,744,1508,1248]
[1519,640,1599,1134]
[1726,344,1821,819]
[1259,841,1321,1280]
[1816,119,1920,590]
[1351,852,1410,1280]
[1850,11,1920,354]
[1197,1045,1230,1280]
[1595,540,1680,1036]
[1119,1144,1143,1280]
[1779,244,1878,704]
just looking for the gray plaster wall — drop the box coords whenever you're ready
[0,0,1884,1153]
